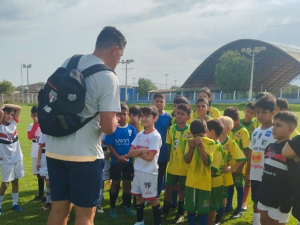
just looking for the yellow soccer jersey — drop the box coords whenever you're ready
[209,106,221,119]
[240,119,255,138]
[171,117,193,126]
[166,124,192,176]
[252,117,261,129]
[291,129,300,139]
[229,126,250,151]
[193,115,213,121]
[126,117,144,132]
[221,136,246,186]
[211,141,224,188]
[185,136,215,191]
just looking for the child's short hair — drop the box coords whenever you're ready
[120,102,129,111]
[129,105,140,115]
[276,98,289,110]
[140,105,159,118]
[245,102,255,111]
[173,95,189,105]
[223,107,240,121]
[199,88,212,98]
[190,119,207,135]
[3,107,15,114]
[273,111,298,128]
[255,92,274,101]
[255,96,276,112]
[219,116,234,130]
[153,92,165,100]
[207,119,224,137]
[195,97,209,106]
[31,105,38,114]
[177,104,191,116]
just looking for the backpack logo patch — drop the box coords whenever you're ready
[49,90,57,103]
[68,94,77,101]
[43,105,52,113]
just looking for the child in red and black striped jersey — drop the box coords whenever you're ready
[258,111,298,225]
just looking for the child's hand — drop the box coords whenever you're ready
[223,166,233,173]
[188,139,196,148]
[36,161,41,170]
[104,152,110,159]
[141,148,148,154]
[33,116,38,124]
[194,136,203,148]
[117,155,129,163]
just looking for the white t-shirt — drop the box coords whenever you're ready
[0,119,23,165]
[249,126,276,181]
[28,123,41,158]
[39,134,47,170]
[46,54,120,162]
[131,130,162,175]
[101,132,110,171]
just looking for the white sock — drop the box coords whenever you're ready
[253,213,261,225]
[12,193,18,206]
[45,187,51,203]
[0,195,4,208]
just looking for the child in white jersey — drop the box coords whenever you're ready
[0,104,24,215]
[127,106,162,225]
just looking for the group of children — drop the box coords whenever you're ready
[0,89,300,225]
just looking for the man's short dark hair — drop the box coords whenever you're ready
[224,107,240,121]
[273,111,298,128]
[195,97,209,106]
[190,119,207,135]
[140,105,159,118]
[153,92,165,100]
[255,96,276,112]
[31,105,38,114]
[177,104,191,116]
[95,26,127,50]
[3,107,15,114]
[120,102,128,111]
[173,95,189,105]
[129,105,140,115]
[255,92,274,101]
[207,119,224,137]
[245,102,255,111]
[276,98,289,110]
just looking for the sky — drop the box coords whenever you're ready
[1,0,300,89]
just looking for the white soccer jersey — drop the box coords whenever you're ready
[27,123,41,158]
[0,119,23,165]
[131,130,162,175]
[249,126,276,181]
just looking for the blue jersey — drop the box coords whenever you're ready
[105,124,137,164]
[154,111,172,162]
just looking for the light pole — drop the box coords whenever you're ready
[241,46,266,101]
[174,80,177,88]
[23,64,32,103]
[165,74,169,89]
[132,77,136,85]
[120,59,134,102]
[20,64,26,104]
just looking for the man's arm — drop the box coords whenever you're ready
[100,112,119,135]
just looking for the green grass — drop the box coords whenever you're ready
[0,105,299,225]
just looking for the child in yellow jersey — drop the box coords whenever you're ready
[206,119,225,225]
[194,98,213,122]
[223,107,250,219]
[275,97,300,138]
[128,105,144,132]
[214,116,246,224]
[162,104,192,223]
[171,96,193,125]
[184,119,215,225]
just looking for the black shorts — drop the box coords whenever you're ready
[47,157,104,208]
[110,163,134,181]
[158,161,168,178]
[251,180,261,203]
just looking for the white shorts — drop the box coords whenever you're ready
[258,201,290,223]
[131,170,157,200]
[103,170,110,181]
[32,157,39,175]
[39,153,48,179]
[1,161,25,182]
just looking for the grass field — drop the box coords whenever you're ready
[0,105,299,225]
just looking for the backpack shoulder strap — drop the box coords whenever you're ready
[66,55,83,69]
[81,64,116,77]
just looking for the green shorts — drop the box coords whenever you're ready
[166,173,186,186]
[183,186,210,214]
[223,186,228,199]
[210,186,224,211]
[232,173,244,187]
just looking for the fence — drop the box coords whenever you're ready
[1,94,39,104]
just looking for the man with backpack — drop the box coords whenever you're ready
[45,26,126,225]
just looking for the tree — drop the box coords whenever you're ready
[0,80,15,95]
[137,78,157,97]
[282,84,299,94]
[170,85,179,89]
[214,50,252,98]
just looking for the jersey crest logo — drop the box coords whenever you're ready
[234,132,241,139]
[253,131,258,137]
[144,182,151,189]
[49,90,57,103]
[265,131,272,137]
[183,132,191,138]
[128,130,132,136]
[258,133,262,139]
[262,139,267,146]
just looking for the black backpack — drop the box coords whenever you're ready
[38,54,115,137]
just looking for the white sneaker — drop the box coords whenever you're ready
[97,206,104,213]
[133,221,145,225]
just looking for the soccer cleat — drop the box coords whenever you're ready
[230,210,242,219]
[29,195,44,202]
[97,206,104,213]
[110,208,117,218]
[120,201,126,208]
[125,207,136,216]
[133,221,145,225]
[12,205,23,212]
[242,203,248,211]
[224,207,233,213]
[173,214,184,224]
[43,203,52,211]
[214,214,223,225]
[40,196,47,203]
[170,204,177,210]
